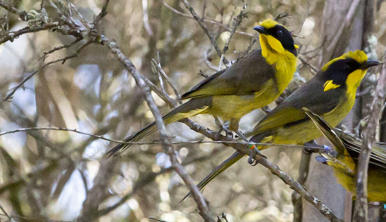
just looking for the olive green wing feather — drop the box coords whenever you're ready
[181,50,275,99]
[249,75,345,136]
[304,109,386,170]
[337,130,386,169]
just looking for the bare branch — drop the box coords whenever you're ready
[299,55,318,74]
[0,205,10,221]
[0,126,330,152]
[3,54,76,102]
[162,1,254,38]
[3,40,91,102]
[221,2,247,56]
[41,37,82,60]
[0,22,60,44]
[94,0,110,25]
[181,0,228,65]
[323,0,361,63]
[152,55,181,99]
[0,1,28,20]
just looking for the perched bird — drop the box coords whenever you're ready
[189,50,380,194]
[304,108,386,202]
[107,19,298,156]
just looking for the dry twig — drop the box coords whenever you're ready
[162,1,254,38]
[181,0,229,65]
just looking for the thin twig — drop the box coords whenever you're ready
[181,0,228,65]
[0,0,28,20]
[3,40,91,102]
[94,0,110,25]
[0,22,60,44]
[162,1,254,38]
[299,55,318,74]
[221,2,247,56]
[151,58,179,105]
[324,0,361,60]
[0,205,10,221]
[203,50,220,71]
[41,37,82,60]
[3,54,76,102]
[0,126,329,151]
[152,54,180,99]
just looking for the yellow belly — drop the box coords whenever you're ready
[334,167,386,202]
[209,79,279,121]
[265,94,354,148]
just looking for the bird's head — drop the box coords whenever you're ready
[254,19,297,57]
[321,50,380,94]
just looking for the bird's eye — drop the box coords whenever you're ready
[276,29,283,36]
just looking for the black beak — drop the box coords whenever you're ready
[254,25,267,34]
[361,60,380,69]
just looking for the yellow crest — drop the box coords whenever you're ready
[259,19,279,29]
[322,50,368,71]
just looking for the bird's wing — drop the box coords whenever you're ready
[304,110,386,170]
[250,76,344,135]
[338,131,386,170]
[181,50,275,99]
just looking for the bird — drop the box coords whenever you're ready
[106,19,298,156]
[187,50,380,195]
[304,108,386,202]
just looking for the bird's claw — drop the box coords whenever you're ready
[225,129,235,138]
[217,123,237,139]
[315,155,328,164]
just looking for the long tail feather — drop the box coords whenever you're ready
[181,151,244,202]
[106,121,157,157]
[106,98,211,157]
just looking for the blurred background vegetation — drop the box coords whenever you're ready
[0,0,385,221]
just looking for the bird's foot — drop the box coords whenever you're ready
[321,145,338,158]
[315,155,328,164]
[247,144,266,166]
[224,128,235,138]
[216,127,235,139]
[216,122,237,139]
[304,141,338,158]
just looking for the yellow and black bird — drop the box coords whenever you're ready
[304,108,386,202]
[190,50,380,193]
[107,19,298,156]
